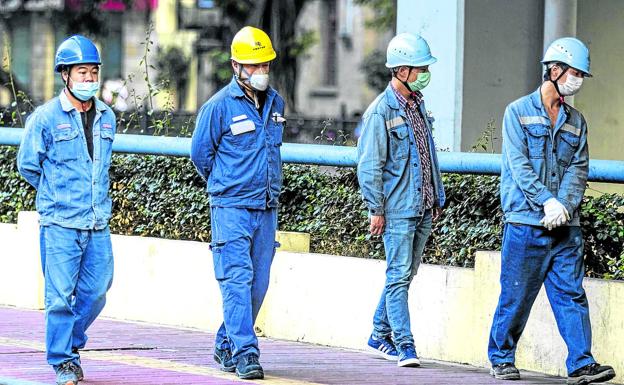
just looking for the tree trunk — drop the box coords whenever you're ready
[217,0,309,112]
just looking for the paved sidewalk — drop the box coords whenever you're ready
[0,306,568,385]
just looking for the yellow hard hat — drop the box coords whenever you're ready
[231,26,277,64]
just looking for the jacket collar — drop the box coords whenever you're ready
[530,85,570,120]
[384,83,401,110]
[530,86,545,113]
[59,89,107,113]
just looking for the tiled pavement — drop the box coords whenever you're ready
[0,306,569,385]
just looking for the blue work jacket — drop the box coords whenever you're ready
[17,90,116,230]
[501,87,588,226]
[191,77,284,209]
[357,84,446,219]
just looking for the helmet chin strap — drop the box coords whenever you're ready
[550,66,568,103]
[235,64,261,109]
[393,67,417,99]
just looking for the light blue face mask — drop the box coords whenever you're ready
[70,81,100,101]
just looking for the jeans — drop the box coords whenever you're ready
[210,207,278,362]
[488,223,595,373]
[372,210,432,349]
[40,224,114,368]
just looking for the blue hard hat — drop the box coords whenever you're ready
[54,35,101,73]
[542,37,591,77]
[385,33,437,68]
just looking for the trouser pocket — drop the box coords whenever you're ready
[210,241,227,280]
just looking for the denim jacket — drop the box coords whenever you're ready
[357,84,445,219]
[191,77,284,209]
[17,90,116,230]
[501,87,588,226]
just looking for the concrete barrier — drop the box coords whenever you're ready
[1,211,622,383]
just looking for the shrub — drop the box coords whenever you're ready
[1,145,623,280]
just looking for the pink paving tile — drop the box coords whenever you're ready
[0,306,570,385]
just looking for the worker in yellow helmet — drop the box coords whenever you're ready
[191,26,285,380]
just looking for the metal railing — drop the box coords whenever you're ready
[2,127,623,183]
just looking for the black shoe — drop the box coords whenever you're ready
[71,348,83,381]
[236,353,264,380]
[213,346,235,372]
[567,363,616,385]
[490,363,520,380]
[55,361,79,385]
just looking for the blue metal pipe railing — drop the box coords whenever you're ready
[2,127,623,183]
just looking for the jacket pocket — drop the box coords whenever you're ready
[230,120,258,150]
[524,125,549,159]
[271,121,283,147]
[557,131,580,166]
[389,125,410,160]
[51,126,81,161]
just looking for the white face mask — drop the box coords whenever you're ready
[558,74,583,96]
[249,73,269,91]
[238,65,270,91]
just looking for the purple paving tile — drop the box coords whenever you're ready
[0,306,569,384]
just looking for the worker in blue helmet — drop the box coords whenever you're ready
[488,37,616,384]
[17,35,116,385]
[356,33,445,368]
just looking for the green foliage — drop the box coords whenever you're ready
[360,49,390,94]
[354,0,397,32]
[280,165,381,257]
[1,146,623,280]
[580,193,624,280]
[156,46,190,92]
[0,147,35,223]
[108,154,211,241]
[471,118,499,153]
[208,50,234,90]
[427,174,503,267]
[287,30,318,57]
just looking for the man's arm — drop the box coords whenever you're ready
[17,112,47,189]
[502,104,554,207]
[357,112,387,217]
[191,103,222,181]
[557,117,589,215]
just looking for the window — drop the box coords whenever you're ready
[322,0,337,86]
[8,15,32,87]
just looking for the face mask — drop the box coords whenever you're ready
[238,66,270,91]
[70,80,100,101]
[558,74,583,96]
[249,73,269,91]
[407,71,431,92]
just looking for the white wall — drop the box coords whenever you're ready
[397,0,465,151]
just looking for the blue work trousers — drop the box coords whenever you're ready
[210,207,278,362]
[372,210,432,349]
[40,224,114,368]
[488,223,595,374]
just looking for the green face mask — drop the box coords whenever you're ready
[407,71,431,92]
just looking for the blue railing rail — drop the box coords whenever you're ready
[2,127,623,183]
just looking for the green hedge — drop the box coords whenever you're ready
[1,145,623,280]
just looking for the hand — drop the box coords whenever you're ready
[432,207,443,222]
[540,198,570,230]
[370,215,385,235]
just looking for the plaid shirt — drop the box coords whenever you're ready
[391,85,435,210]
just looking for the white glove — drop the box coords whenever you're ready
[540,198,570,230]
